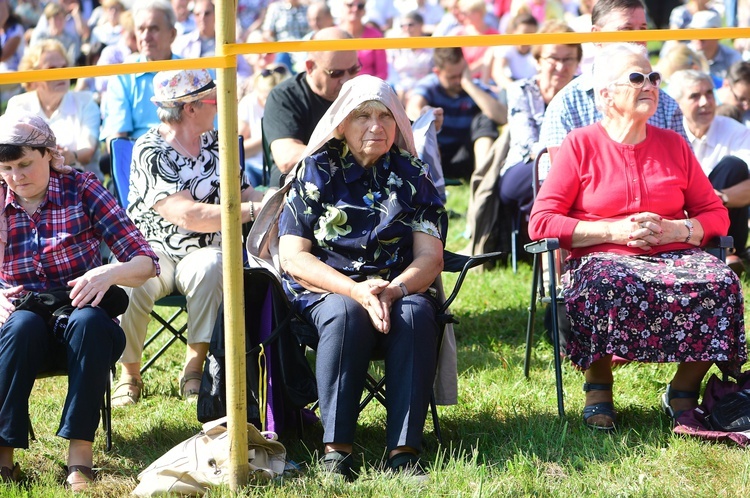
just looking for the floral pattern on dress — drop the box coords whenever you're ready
[564,249,747,377]
[279,138,447,312]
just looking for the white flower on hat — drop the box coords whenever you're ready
[151,69,216,108]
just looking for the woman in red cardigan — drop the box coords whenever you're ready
[529,43,747,431]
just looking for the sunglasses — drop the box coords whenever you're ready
[321,62,362,79]
[345,2,365,10]
[260,66,288,78]
[620,71,661,88]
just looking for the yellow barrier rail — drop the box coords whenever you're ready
[2,27,749,86]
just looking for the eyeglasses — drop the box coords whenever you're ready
[194,10,214,16]
[401,22,418,28]
[617,71,661,88]
[198,99,217,105]
[321,62,362,79]
[345,2,366,10]
[260,66,288,78]
[541,56,578,67]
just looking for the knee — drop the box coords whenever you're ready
[314,294,369,340]
[0,311,47,348]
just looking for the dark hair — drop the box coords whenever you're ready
[591,0,645,27]
[726,61,750,85]
[508,12,539,32]
[716,103,743,123]
[403,10,424,25]
[531,20,582,61]
[433,47,464,69]
[0,145,47,163]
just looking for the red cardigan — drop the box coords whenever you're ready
[528,123,729,259]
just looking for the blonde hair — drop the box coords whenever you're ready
[458,0,486,14]
[531,20,582,61]
[252,63,291,95]
[657,44,709,82]
[19,39,71,91]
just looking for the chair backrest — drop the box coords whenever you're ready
[110,137,135,209]
[110,135,247,210]
[260,117,273,187]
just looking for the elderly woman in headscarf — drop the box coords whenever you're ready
[529,43,746,432]
[278,75,447,480]
[0,111,158,490]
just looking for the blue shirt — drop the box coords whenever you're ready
[537,71,689,177]
[99,53,181,141]
[278,139,448,312]
[411,73,496,148]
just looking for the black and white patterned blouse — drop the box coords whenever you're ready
[127,128,249,259]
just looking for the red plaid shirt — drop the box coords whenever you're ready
[1,170,159,291]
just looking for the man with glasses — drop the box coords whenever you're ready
[538,0,689,177]
[718,61,750,128]
[262,27,360,186]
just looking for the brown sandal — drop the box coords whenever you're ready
[0,463,20,483]
[112,377,144,407]
[65,465,94,492]
[179,372,203,401]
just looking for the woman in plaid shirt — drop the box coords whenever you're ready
[0,112,159,491]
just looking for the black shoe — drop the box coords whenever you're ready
[387,452,428,482]
[321,450,356,482]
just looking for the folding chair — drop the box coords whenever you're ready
[109,136,246,374]
[523,148,734,418]
[345,249,505,445]
[29,364,116,452]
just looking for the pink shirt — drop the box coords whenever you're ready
[529,123,728,259]
[358,25,388,80]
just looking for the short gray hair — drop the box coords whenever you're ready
[592,43,649,112]
[132,0,176,29]
[669,69,714,100]
[157,105,184,124]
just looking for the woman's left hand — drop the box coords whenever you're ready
[350,279,392,333]
[68,267,116,308]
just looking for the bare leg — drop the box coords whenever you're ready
[0,447,13,469]
[668,361,712,413]
[181,342,209,394]
[584,355,614,426]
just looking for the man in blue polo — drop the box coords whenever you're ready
[100,0,179,145]
[406,47,506,180]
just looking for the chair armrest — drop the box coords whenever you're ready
[706,236,733,250]
[439,250,505,312]
[524,238,560,254]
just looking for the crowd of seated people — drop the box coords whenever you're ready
[2,0,750,490]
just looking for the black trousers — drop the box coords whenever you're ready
[708,155,750,254]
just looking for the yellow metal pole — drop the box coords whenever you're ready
[216,0,248,491]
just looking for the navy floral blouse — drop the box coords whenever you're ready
[278,138,448,312]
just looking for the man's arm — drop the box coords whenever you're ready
[461,69,507,125]
[405,93,429,122]
[719,179,750,208]
[269,138,307,174]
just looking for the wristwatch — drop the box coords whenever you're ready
[684,218,694,244]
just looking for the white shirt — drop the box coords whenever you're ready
[686,115,750,176]
[6,91,102,179]
[238,92,265,168]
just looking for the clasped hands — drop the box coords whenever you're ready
[349,279,404,334]
[611,212,665,250]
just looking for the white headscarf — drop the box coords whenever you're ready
[301,74,417,161]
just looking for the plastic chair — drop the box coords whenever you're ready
[523,148,734,418]
[110,136,247,374]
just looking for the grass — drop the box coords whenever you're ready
[6,183,750,497]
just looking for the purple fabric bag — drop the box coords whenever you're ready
[673,373,750,447]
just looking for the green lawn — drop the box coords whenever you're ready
[7,183,750,497]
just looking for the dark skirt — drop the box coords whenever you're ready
[564,249,747,376]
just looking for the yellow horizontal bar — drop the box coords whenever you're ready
[2,27,748,86]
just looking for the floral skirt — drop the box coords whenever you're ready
[564,249,747,376]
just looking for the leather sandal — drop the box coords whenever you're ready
[65,465,94,492]
[179,372,203,401]
[112,377,144,407]
[321,450,356,481]
[0,463,20,484]
[583,382,616,431]
[661,383,699,422]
